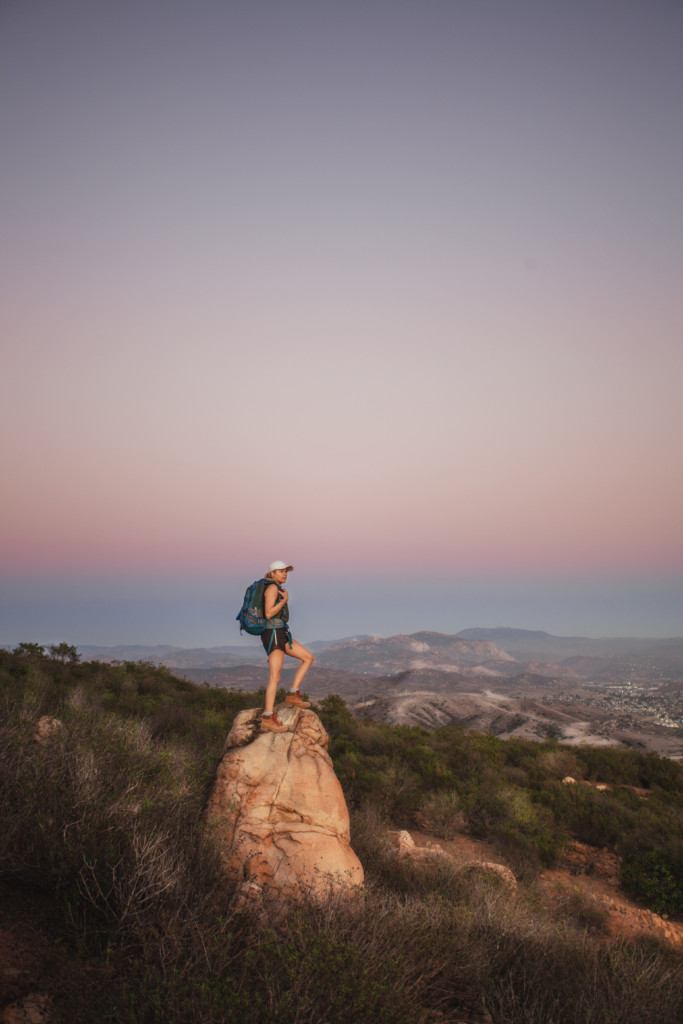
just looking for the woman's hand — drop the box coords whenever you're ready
[264,583,288,619]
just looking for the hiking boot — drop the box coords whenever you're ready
[285,691,311,709]
[260,712,287,733]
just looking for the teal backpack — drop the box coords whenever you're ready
[236,578,269,635]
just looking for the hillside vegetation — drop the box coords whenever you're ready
[1,646,682,1024]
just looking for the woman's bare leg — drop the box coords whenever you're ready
[284,639,314,691]
[265,648,285,712]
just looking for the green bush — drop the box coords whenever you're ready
[418,789,465,839]
[317,692,683,897]
[621,845,683,916]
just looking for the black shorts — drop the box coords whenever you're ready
[261,627,292,654]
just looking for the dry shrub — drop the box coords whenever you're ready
[538,748,583,780]
[539,881,611,935]
[491,827,543,882]
[245,872,683,1024]
[0,698,224,954]
[418,789,467,839]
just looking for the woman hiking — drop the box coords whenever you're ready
[260,561,315,732]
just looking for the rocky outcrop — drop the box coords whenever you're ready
[33,718,63,746]
[392,831,517,888]
[389,827,518,884]
[395,829,451,860]
[460,860,517,888]
[205,706,364,902]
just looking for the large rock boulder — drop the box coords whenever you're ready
[205,705,364,902]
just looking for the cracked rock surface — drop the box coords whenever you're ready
[205,706,364,900]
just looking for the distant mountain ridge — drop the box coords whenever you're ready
[76,628,683,683]
[78,644,264,668]
[457,627,683,659]
[74,629,683,758]
[312,631,517,676]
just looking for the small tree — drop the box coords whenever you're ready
[49,642,80,664]
[13,642,46,659]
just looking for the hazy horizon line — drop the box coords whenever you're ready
[4,624,683,652]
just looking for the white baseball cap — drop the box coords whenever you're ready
[267,560,293,572]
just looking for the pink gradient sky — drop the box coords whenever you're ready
[1,0,682,644]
